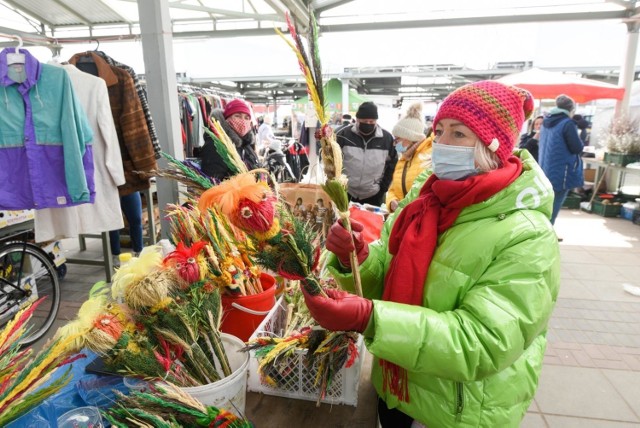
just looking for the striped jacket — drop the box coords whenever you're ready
[69,52,157,196]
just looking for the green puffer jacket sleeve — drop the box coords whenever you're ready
[367,221,559,382]
[327,161,559,382]
[325,170,431,299]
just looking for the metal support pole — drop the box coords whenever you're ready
[137,0,183,240]
[308,127,319,183]
[615,22,639,118]
[272,94,278,126]
[341,78,350,114]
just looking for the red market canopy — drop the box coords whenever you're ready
[497,68,625,103]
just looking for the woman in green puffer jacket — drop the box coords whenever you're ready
[303,81,560,427]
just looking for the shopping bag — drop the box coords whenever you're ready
[279,183,336,238]
[349,206,384,243]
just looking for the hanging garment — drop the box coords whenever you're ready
[95,51,162,158]
[0,48,94,210]
[69,52,157,196]
[35,64,126,242]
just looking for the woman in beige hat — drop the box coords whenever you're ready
[386,103,434,212]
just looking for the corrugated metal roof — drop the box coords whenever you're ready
[62,0,130,25]
[6,0,129,27]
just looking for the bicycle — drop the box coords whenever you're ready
[264,138,297,183]
[0,229,61,346]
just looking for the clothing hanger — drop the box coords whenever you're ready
[76,39,99,64]
[6,35,25,65]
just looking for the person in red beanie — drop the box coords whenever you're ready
[200,98,259,180]
[304,81,560,427]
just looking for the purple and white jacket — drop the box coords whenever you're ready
[0,48,94,210]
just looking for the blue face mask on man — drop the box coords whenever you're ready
[431,143,479,180]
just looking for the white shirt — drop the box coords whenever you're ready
[35,64,125,242]
[257,123,281,153]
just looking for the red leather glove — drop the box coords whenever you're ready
[302,288,373,333]
[325,219,369,268]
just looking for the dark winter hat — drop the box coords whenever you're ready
[342,113,352,121]
[356,102,378,119]
[433,80,534,165]
[555,94,575,112]
[223,99,251,119]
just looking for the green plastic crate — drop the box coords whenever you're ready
[604,152,640,166]
[562,195,581,209]
[591,201,621,217]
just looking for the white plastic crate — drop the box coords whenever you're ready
[247,296,365,406]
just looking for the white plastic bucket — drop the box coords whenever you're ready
[181,333,249,417]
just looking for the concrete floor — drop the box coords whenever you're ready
[36,207,640,427]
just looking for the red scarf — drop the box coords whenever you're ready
[380,156,523,402]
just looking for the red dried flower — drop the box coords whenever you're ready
[233,195,276,232]
[164,241,207,283]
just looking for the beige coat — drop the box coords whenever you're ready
[35,64,125,242]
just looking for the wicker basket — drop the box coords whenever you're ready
[247,296,365,406]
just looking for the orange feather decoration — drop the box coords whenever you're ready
[197,173,272,218]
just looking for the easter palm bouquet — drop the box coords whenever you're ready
[56,247,232,387]
[0,299,84,426]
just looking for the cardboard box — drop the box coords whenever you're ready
[41,241,66,267]
[584,168,596,183]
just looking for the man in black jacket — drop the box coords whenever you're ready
[336,102,397,206]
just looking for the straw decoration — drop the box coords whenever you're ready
[277,10,363,296]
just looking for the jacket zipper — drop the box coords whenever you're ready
[357,138,368,195]
[401,158,411,197]
[455,382,464,422]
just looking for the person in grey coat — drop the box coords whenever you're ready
[336,102,397,206]
[538,94,584,225]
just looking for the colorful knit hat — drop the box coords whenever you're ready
[223,99,251,119]
[433,80,534,165]
[392,103,426,142]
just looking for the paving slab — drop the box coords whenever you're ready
[535,365,638,422]
[522,412,547,428]
[545,415,640,427]
[602,370,640,419]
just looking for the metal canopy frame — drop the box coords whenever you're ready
[1,0,639,102]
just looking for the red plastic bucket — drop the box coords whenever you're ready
[220,273,276,341]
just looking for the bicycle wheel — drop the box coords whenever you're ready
[0,242,61,346]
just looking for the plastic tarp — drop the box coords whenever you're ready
[6,351,127,427]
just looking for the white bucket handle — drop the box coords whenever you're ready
[230,297,275,316]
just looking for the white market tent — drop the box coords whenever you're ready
[2,0,640,234]
[498,68,626,103]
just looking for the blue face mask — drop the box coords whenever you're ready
[395,142,407,154]
[431,143,479,180]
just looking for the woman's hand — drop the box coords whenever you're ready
[326,219,369,268]
[302,288,372,332]
[389,200,399,212]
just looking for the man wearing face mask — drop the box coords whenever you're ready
[200,99,260,180]
[336,101,397,206]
